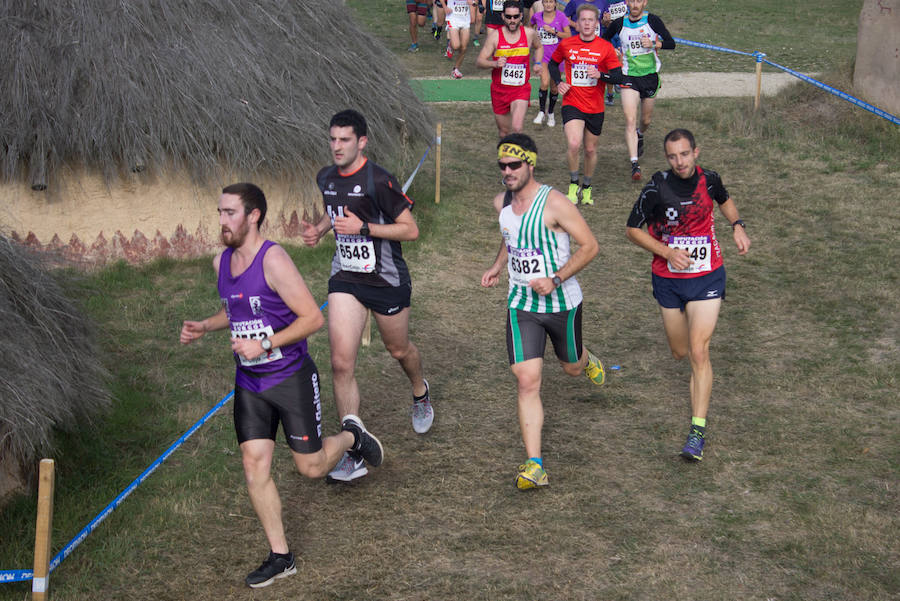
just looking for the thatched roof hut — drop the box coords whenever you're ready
[0,0,433,262]
[0,235,110,500]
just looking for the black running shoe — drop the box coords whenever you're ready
[631,161,642,182]
[341,414,384,467]
[637,130,644,157]
[245,551,297,588]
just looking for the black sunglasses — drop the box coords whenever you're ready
[503,13,522,19]
[498,160,525,171]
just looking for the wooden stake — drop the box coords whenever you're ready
[434,122,442,204]
[754,61,763,111]
[362,309,372,347]
[32,459,55,601]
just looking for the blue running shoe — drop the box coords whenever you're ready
[680,428,705,461]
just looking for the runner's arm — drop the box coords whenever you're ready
[300,212,332,246]
[482,192,509,288]
[529,191,599,296]
[626,226,692,271]
[476,30,502,69]
[180,253,229,344]
[334,206,419,241]
[648,14,676,50]
[717,198,751,255]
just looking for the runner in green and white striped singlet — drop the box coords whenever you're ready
[500,184,584,313]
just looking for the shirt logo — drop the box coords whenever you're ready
[353,185,362,193]
[249,296,262,316]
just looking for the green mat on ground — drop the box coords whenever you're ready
[411,77,542,102]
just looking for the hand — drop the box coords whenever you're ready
[231,337,265,361]
[587,65,602,79]
[733,226,751,255]
[496,57,507,68]
[528,277,556,297]
[180,320,206,345]
[557,82,571,95]
[533,62,542,74]
[333,207,364,235]
[481,267,501,288]
[666,247,692,271]
[641,34,653,48]
[300,219,321,246]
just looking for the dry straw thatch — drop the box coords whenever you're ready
[0,235,110,499]
[0,0,433,190]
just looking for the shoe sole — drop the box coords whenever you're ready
[679,451,703,461]
[515,475,549,489]
[326,466,369,483]
[247,565,297,588]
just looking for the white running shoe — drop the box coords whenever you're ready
[532,111,545,125]
[546,113,556,127]
[411,379,434,434]
[326,451,368,483]
[451,67,463,79]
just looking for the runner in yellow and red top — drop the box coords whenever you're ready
[476,0,543,138]
[548,3,630,206]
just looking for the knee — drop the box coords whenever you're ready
[386,342,412,362]
[689,345,710,366]
[670,347,688,361]
[242,454,271,486]
[515,373,541,396]
[295,458,328,479]
[330,352,356,377]
[583,146,597,160]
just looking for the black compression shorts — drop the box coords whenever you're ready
[234,357,323,453]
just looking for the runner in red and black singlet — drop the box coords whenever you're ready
[626,129,751,463]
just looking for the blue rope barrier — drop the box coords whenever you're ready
[1,299,333,585]
[674,36,900,126]
[403,140,433,194]
[0,389,235,584]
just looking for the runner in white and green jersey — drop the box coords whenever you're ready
[602,0,675,181]
[481,133,606,491]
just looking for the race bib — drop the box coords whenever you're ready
[231,323,283,367]
[667,236,712,274]
[492,0,503,9]
[501,62,527,86]
[507,246,546,287]
[336,234,376,273]
[627,32,653,56]
[539,27,559,46]
[609,2,627,19]
[570,62,597,87]
[453,1,469,16]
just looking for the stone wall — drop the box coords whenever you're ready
[854,0,900,116]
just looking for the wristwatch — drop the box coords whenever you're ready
[731,219,746,230]
[261,337,272,352]
[551,274,562,288]
[360,222,370,237]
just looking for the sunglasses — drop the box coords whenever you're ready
[498,160,525,171]
[503,13,522,19]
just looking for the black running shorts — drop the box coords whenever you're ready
[234,357,323,453]
[561,105,605,136]
[506,304,584,365]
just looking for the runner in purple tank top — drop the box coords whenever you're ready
[180,183,384,589]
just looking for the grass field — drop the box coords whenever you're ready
[1,1,898,600]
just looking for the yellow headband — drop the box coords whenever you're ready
[498,143,537,166]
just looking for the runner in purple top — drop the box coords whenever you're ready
[180,183,384,589]
[530,0,571,127]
